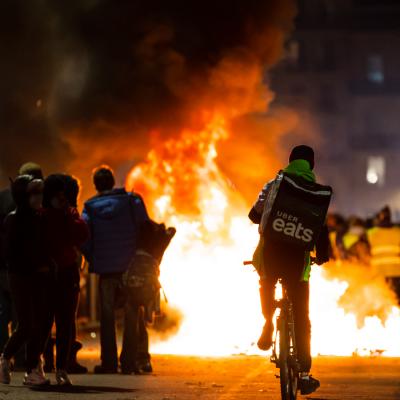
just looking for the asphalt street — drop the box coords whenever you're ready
[0,355,399,400]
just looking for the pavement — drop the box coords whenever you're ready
[0,355,399,400]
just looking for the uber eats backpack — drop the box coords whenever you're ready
[260,171,332,250]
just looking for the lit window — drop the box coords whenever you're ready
[367,55,384,84]
[366,156,385,186]
[286,40,299,63]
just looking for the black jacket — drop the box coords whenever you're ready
[4,209,50,274]
[0,188,15,270]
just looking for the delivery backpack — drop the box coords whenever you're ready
[260,171,332,251]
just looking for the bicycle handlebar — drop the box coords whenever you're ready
[244,256,318,267]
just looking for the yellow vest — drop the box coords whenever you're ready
[367,226,400,277]
[343,232,361,250]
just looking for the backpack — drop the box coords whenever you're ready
[122,221,176,322]
[260,171,332,250]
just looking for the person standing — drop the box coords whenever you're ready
[42,174,89,385]
[367,206,400,303]
[0,175,51,386]
[0,163,43,366]
[82,166,149,374]
[342,217,370,265]
[0,187,16,355]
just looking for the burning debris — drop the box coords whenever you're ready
[3,0,400,360]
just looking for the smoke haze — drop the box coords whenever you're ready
[0,0,297,197]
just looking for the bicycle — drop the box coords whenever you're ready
[270,278,299,400]
[243,261,302,400]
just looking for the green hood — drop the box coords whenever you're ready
[252,159,317,282]
[283,159,315,183]
[284,159,316,281]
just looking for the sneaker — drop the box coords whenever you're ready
[139,361,153,373]
[0,356,11,384]
[23,369,50,386]
[94,364,118,374]
[257,321,274,351]
[298,373,320,395]
[56,370,72,386]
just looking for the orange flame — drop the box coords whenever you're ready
[126,115,400,357]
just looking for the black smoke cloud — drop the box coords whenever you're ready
[0,0,296,184]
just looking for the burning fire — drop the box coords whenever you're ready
[126,115,400,357]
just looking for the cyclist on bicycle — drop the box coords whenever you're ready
[248,145,330,395]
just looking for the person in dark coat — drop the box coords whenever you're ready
[82,166,149,374]
[0,163,43,367]
[42,174,89,386]
[0,188,16,354]
[0,175,52,386]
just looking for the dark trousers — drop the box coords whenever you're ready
[99,273,149,370]
[3,273,52,371]
[0,271,26,367]
[0,270,13,352]
[260,275,311,372]
[45,267,80,370]
[261,240,312,372]
[120,304,150,370]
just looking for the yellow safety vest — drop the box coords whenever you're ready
[367,226,400,277]
[343,233,360,251]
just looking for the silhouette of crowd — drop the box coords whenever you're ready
[0,163,174,386]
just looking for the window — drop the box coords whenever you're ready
[286,40,299,63]
[367,55,384,84]
[284,39,307,70]
[366,156,385,186]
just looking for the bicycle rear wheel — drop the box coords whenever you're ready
[278,319,297,400]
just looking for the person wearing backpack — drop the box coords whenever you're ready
[248,145,330,396]
[81,166,150,374]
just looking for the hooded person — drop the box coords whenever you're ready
[0,163,44,360]
[0,174,53,386]
[41,174,89,386]
[248,145,330,396]
[81,166,150,374]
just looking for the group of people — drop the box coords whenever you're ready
[1,145,398,397]
[0,163,152,386]
[327,206,400,302]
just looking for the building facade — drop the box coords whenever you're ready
[270,0,400,217]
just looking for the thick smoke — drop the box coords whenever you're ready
[0,0,296,193]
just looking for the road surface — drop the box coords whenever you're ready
[0,355,399,399]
